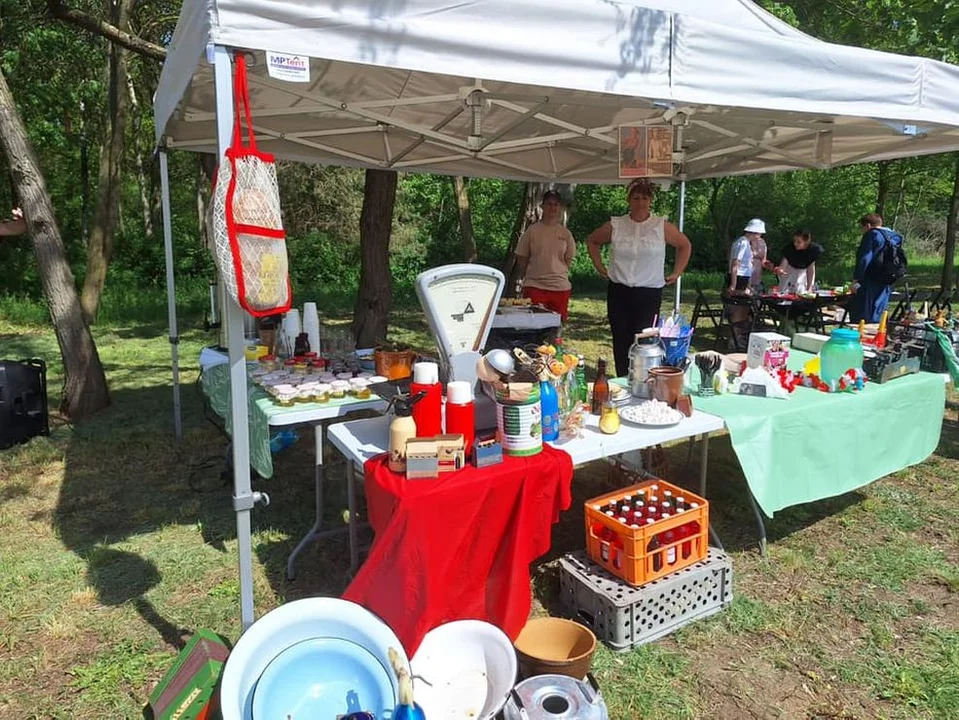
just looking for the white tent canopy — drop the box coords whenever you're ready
[153,0,959,631]
[156,0,959,182]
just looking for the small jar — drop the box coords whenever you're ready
[351,378,372,399]
[313,383,332,403]
[330,380,350,399]
[295,388,313,403]
[336,371,354,381]
[275,391,295,407]
[283,359,297,373]
[319,372,336,384]
[599,400,621,435]
[259,354,278,373]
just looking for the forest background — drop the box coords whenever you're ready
[2,0,959,341]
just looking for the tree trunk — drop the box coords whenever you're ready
[451,175,476,262]
[876,160,891,217]
[353,169,398,348]
[504,182,547,296]
[0,67,110,420]
[127,75,154,243]
[942,153,959,293]
[197,154,216,249]
[80,0,133,323]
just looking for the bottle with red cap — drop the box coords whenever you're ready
[410,362,442,437]
[660,514,677,566]
[445,380,475,455]
[646,518,662,572]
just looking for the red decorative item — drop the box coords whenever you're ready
[343,445,573,655]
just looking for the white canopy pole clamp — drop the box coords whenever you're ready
[212,44,258,633]
[466,85,485,151]
[158,150,183,441]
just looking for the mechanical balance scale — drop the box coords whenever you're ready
[414,263,506,430]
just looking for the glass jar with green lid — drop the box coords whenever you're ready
[820,328,863,384]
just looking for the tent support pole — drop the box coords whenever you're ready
[159,151,182,441]
[675,179,686,315]
[213,44,256,632]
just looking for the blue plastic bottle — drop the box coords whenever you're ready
[540,379,560,441]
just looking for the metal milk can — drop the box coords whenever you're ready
[628,333,664,398]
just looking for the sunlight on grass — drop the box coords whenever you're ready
[1,302,958,718]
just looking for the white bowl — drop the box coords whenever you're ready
[219,598,409,720]
[410,620,517,720]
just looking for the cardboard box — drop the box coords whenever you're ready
[434,434,466,473]
[149,629,229,720]
[406,439,440,479]
[473,435,504,468]
[747,332,790,370]
[791,332,830,354]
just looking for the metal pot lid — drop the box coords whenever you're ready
[502,674,607,720]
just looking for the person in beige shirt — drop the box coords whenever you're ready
[515,190,576,321]
[0,208,25,239]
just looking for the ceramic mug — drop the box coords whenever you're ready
[645,366,685,407]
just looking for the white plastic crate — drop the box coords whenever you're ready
[559,548,732,652]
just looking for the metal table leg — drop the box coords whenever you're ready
[286,423,349,581]
[746,488,768,555]
[347,459,360,574]
[698,433,724,551]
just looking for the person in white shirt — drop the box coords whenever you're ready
[586,178,692,377]
[728,218,766,293]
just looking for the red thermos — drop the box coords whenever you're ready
[410,362,442,437]
[445,380,475,456]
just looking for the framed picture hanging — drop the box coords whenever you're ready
[618,125,674,178]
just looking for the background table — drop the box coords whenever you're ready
[689,350,946,551]
[200,360,387,579]
[342,445,573,655]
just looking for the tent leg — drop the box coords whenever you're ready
[674,179,686,315]
[159,151,182,441]
[213,44,256,631]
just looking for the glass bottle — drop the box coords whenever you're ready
[591,358,610,415]
[576,355,588,404]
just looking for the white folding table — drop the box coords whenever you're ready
[327,406,725,573]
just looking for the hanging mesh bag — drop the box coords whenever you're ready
[208,53,292,317]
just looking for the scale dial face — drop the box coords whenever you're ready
[423,273,500,354]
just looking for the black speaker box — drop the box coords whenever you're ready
[0,358,50,450]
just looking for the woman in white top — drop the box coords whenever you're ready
[586,178,692,377]
[775,229,823,294]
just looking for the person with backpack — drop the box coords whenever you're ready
[849,213,907,323]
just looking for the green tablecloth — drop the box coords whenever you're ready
[688,350,945,516]
[200,363,381,479]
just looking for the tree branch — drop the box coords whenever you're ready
[47,0,167,61]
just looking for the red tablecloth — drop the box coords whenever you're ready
[342,444,573,656]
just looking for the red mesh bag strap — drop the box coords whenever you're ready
[232,54,257,152]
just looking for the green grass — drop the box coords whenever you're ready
[1,289,957,718]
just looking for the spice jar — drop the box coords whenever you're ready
[330,380,350,399]
[313,383,332,403]
[599,400,621,435]
[350,378,372,399]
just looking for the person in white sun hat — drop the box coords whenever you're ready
[728,218,766,294]
[725,218,766,350]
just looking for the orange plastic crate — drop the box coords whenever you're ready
[584,478,709,586]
